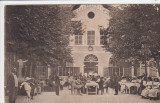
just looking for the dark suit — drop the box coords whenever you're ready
[7,73,18,103]
[113,75,119,95]
[55,76,60,95]
[97,79,104,95]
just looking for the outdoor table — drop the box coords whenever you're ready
[85,81,99,95]
[125,82,140,94]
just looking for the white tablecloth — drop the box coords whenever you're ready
[125,82,140,89]
[85,81,99,88]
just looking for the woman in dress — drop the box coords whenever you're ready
[20,77,32,103]
[148,78,160,99]
[141,77,153,98]
[120,77,127,93]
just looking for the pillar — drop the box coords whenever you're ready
[17,59,23,78]
[139,61,142,76]
[123,67,125,77]
[48,67,51,79]
[131,65,135,77]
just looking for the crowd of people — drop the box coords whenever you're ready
[141,77,160,100]
[55,73,160,100]
[119,74,160,100]
[5,67,160,103]
[62,72,120,95]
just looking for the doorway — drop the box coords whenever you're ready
[84,54,98,75]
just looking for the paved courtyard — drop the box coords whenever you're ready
[5,88,160,103]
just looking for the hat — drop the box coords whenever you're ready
[25,77,32,81]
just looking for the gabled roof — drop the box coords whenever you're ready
[72,4,113,11]
[72,5,81,11]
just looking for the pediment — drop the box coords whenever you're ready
[73,5,109,14]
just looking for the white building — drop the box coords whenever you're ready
[69,5,112,76]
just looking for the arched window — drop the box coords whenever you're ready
[84,54,98,62]
[84,54,98,74]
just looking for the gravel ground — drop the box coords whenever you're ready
[5,88,160,103]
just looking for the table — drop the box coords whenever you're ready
[85,81,99,95]
[125,82,140,94]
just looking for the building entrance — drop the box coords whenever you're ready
[84,54,98,75]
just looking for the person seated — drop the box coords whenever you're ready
[141,77,153,98]
[148,78,160,100]
[60,78,66,90]
[130,76,138,94]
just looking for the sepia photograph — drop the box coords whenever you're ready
[2,2,160,103]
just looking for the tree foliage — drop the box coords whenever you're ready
[71,21,83,35]
[5,5,74,66]
[103,5,160,72]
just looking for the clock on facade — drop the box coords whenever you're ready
[88,12,95,19]
[88,45,93,51]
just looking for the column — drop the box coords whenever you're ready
[48,67,51,79]
[58,66,60,76]
[17,59,23,78]
[139,61,142,76]
[131,66,134,77]
[131,61,135,77]
[123,67,125,77]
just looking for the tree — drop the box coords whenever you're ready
[103,4,160,75]
[71,21,83,35]
[5,5,74,75]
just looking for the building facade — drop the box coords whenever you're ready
[67,5,159,77]
[69,5,112,76]
[5,5,159,84]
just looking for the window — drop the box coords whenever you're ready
[100,31,105,45]
[75,35,82,45]
[36,66,48,79]
[88,12,95,19]
[87,31,95,45]
[58,67,80,76]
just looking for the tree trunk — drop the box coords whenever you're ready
[156,58,160,76]
[30,62,32,77]
[144,57,148,81]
